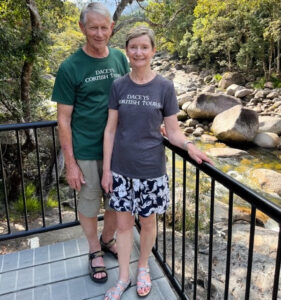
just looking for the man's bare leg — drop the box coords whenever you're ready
[78,212,106,280]
[101,210,117,254]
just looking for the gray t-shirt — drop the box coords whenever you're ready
[108,74,179,179]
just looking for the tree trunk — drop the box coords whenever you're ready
[7,0,42,202]
[268,41,273,79]
[276,38,281,77]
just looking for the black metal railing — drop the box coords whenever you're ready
[146,140,281,300]
[0,121,79,241]
[0,121,280,300]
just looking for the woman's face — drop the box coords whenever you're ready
[126,34,156,69]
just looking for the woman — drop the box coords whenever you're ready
[102,26,212,299]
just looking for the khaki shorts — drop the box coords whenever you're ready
[76,160,113,218]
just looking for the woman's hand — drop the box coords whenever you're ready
[186,143,213,165]
[102,170,113,194]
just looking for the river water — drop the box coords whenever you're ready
[166,139,281,208]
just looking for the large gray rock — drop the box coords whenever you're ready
[258,116,281,134]
[218,72,245,89]
[253,132,281,148]
[250,169,281,196]
[211,105,259,142]
[226,84,242,96]
[207,147,248,157]
[186,92,241,119]
[234,88,253,98]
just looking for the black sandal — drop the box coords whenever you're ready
[88,250,108,283]
[100,235,118,259]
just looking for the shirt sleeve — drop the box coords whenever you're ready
[51,63,76,105]
[108,81,119,110]
[163,80,179,117]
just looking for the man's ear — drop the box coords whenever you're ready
[79,21,86,35]
[111,21,115,31]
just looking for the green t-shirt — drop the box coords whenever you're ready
[52,47,130,160]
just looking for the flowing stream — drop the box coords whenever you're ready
[166,139,281,207]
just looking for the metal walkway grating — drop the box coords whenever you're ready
[0,227,178,300]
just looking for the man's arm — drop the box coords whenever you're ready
[101,109,118,193]
[57,103,85,191]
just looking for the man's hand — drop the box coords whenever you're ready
[65,162,85,191]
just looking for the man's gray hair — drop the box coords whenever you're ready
[80,2,112,25]
[126,26,156,48]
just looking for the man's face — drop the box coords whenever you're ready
[79,12,114,53]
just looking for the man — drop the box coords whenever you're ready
[52,2,130,283]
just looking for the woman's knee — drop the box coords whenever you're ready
[139,214,156,231]
[116,212,134,233]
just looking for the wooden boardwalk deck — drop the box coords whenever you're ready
[0,227,178,300]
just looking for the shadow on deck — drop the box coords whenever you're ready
[0,227,178,300]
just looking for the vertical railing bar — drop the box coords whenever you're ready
[73,190,78,221]
[193,168,200,300]
[34,128,46,227]
[272,224,281,300]
[0,143,11,233]
[245,206,256,300]
[207,178,215,299]
[163,212,167,263]
[51,126,62,223]
[155,213,159,251]
[172,151,176,277]
[16,130,28,230]
[224,191,233,300]
[181,158,187,292]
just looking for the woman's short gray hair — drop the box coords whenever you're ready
[80,2,112,25]
[126,26,156,48]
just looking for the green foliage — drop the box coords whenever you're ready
[253,77,266,89]
[14,183,40,214]
[144,0,281,75]
[213,74,223,82]
[46,188,58,208]
[0,0,81,123]
[254,74,281,88]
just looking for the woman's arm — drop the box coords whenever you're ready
[102,109,119,193]
[164,115,213,165]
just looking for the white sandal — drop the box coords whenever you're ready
[137,267,152,297]
[104,279,131,300]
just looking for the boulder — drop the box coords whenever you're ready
[185,119,199,127]
[218,72,245,89]
[182,101,191,112]
[177,110,188,121]
[264,81,274,89]
[254,90,267,99]
[186,92,241,119]
[206,147,248,157]
[253,132,281,148]
[266,91,279,99]
[211,105,259,142]
[193,127,204,136]
[200,134,218,143]
[202,85,216,93]
[234,88,253,98]
[226,84,243,96]
[250,169,281,196]
[258,116,281,134]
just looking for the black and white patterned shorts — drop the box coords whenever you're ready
[110,172,170,217]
